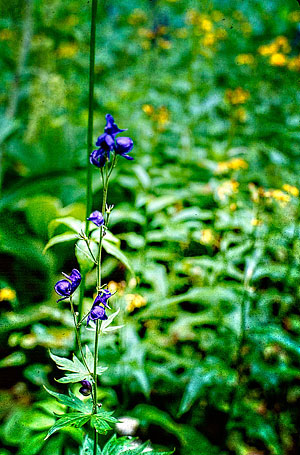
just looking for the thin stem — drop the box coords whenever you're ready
[69,297,92,376]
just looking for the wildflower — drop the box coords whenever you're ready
[128,9,147,26]
[114,137,134,160]
[79,380,92,396]
[108,280,126,296]
[269,53,286,66]
[54,269,81,302]
[125,294,146,312]
[156,106,170,129]
[0,288,16,302]
[87,210,104,227]
[225,87,250,105]
[202,33,216,47]
[288,56,300,71]
[234,107,247,123]
[217,180,239,200]
[200,229,214,245]
[87,289,112,326]
[90,114,133,168]
[263,189,290,206]
[274,36,291,53]
[235,54,255,65]
[158,38,172,49]
[288,11,300,22]
[251,218,262,226]
[258,43,278,56]
[282,184,299,197]
[216,158,248,174]
[142,104,155,116]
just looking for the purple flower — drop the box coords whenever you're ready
[114,137,134,160]
[79,379,92,396]
[87,210,104,227]
[90,114,133,168]
[87,289,112,326]
[54,269,81,302]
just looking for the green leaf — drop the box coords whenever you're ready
[102,240,134,275]
[44,387,92,413]
[48,217,83,238]
[91,411,118,435]
[43,232,77,253]
[45,412,91,440]
[80,435,101,455]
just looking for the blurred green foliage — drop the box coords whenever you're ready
[1,0,300,453]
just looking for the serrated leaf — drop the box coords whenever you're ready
[91,413,117,435]
[101,308,122,333]
[80,435,101,455]
[102,240,134,275]
[44,387,92,413]
[50,352,86,373]
[45,412,91,439]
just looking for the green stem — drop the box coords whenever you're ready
[69,297,91,375]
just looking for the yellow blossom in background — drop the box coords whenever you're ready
[128,9,147,25]
[282,184,299,197]
[274,36,291,54]
[142,104,155,116]
[175,28,188,39]
[141,40,151,50]
[156,106,170,129]
[217,180,239,200]
[0,29,13,40]
[248,183,261,203]
[258,43,278,56]
[269,53,286,66]
[288,11,300,22]
[185,9,201,26]
[234,107,247,123]
[263,189,291,206]
[0,288,16,302]
[57,42,78,59]
[158,38,172,50]
[233,10,244,21]
[200,228,214,245]
[202,33,216,47]
[235,54,255,65]
[107,281,126,296]
[225,87,250,105]
[288,56,300,71]
[125,294,147,312]
[216,158,248,174]
[230,203,237,211]
[251,218,262,226]
[199,18,213,32]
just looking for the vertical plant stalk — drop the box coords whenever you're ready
[69,296,91,375]
[92,167,109,455]
[78,0,99,320]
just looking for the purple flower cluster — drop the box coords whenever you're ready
[54,269,81,302]
[87,288,112,326]
[90,114,134,168]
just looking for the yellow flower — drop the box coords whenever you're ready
[107,280,126,296]
[125,294,147,312]
[142,104,155,116]
[216,158,248,174]
[217,180,239,200]
[202,33,216,47]
[157,38,172,50]
[288,56,300,71]
[263,189,291,206]
[235,54,255,65]
[251,218,262,227]
[0,288,16,302]
[230,203,237,211]
[200,228,214,245]
[128,9,147,25]
[57,42,78,59]
[274,36,291,54]
[282,184,299,197]
[156,106,170,128]
[269,53,286,66]
[225,87,250,105]
[200,18,213,32]
[258,43,278,56]
[0,29,13,41]
[141,40,151,50]
[234,107,247,123]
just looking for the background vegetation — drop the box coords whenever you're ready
[1,0,300,454]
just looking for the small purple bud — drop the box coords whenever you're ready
[79,379,92,396]
[87,210,104,227]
